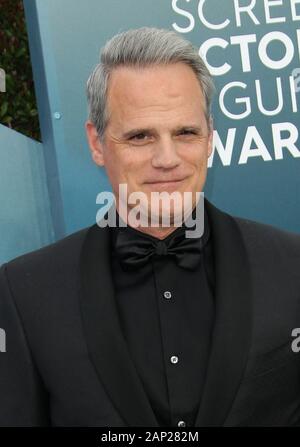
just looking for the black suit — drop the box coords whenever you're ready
[1,199,300,426]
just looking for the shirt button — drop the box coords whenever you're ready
[178,420,186,427]
[170,355,178,364]
[163,291,172,299]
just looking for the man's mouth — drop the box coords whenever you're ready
[144,179,186,190]
[145,178,186,185]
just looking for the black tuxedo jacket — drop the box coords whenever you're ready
[1,199,300,427]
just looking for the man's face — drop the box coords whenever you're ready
[86,62,213,224]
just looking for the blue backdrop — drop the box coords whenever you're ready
[0,0,299,264]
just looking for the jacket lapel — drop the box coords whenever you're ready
[79,221,159,427]
[194,199,253,426]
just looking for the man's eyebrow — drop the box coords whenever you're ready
[122,125,205,139]
[174,125,204,134]
[122,128,157,139]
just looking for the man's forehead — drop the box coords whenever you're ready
[106,62,206,118]
[107,62,204,97]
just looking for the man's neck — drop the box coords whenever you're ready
[126,223,181,240]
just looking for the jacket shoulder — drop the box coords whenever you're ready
[1,225,92,280]
[232,214,300,257]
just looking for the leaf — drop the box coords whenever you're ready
[0,101,8,117]
[15,47,26,58]
[2,115,12,124]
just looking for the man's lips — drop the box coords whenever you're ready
[144,178,186,185]
[143,178,187,190]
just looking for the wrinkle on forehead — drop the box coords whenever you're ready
[106,62,207,133]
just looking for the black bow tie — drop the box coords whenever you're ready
[112,209,210,271]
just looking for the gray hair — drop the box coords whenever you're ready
[86,27,215,142]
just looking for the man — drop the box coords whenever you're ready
[0,27,300,427]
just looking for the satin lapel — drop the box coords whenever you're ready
[194,199,253,426]
[79,222,159,427]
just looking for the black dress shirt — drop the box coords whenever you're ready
[110,205,215,427]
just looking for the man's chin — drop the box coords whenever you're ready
[117,186,199,228]
[143,205,187,228]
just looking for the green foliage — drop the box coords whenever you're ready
[0,0,41,140]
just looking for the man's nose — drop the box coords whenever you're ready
[151,137,181,169]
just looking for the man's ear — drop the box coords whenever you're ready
[207,116,214,158]
[85,120,105,166]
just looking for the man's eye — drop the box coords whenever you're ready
[130,133,148,140]
[180,130,196,136]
